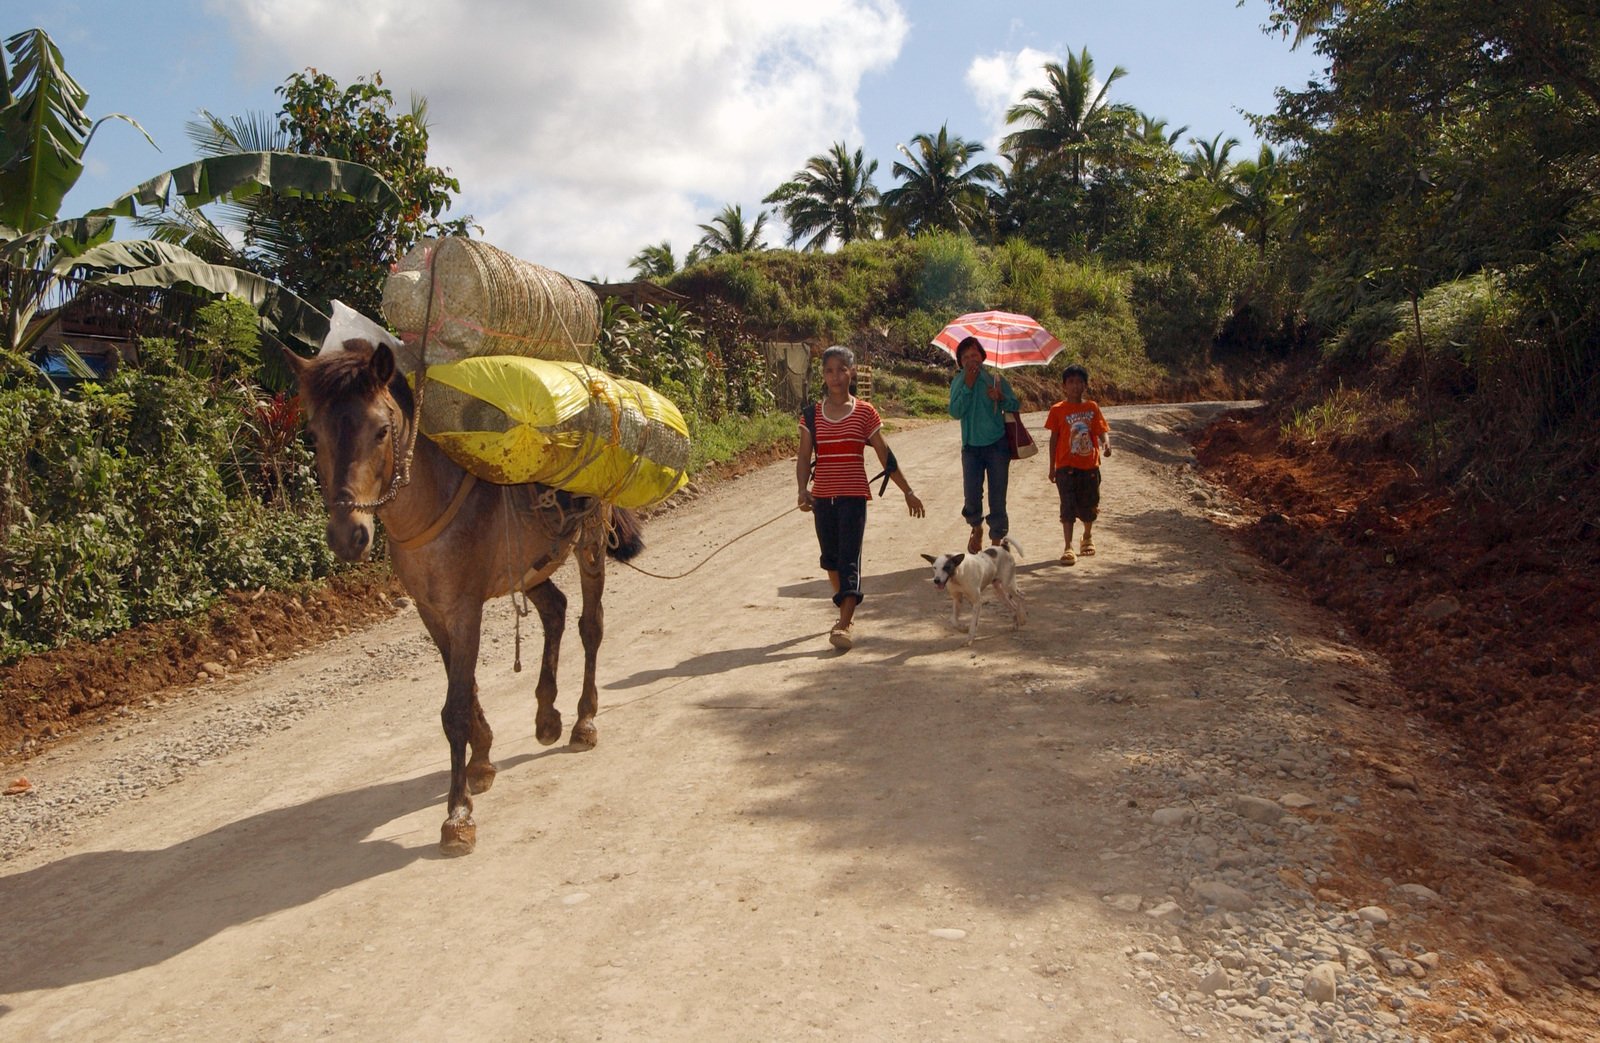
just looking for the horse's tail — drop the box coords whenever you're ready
[606,507,645,562]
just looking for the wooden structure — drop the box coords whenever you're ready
[584,281,689,312]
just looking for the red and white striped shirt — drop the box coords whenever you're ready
[804,399,881,499]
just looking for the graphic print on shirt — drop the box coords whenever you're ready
[1046,399,1108,470]
[1069,418,1093,457]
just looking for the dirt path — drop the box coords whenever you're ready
[1,404,1589,1041]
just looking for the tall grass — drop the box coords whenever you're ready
[686,410,797,473]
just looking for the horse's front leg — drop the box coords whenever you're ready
[570,538,606,750]
[418,604,496,798]
[526,580,567,745]
[438,603,486,856]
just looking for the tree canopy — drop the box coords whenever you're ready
[249,70,473,318]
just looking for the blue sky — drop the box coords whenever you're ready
[17,1,1324,284]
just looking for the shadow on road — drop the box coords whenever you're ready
[0,750,544,994]
[650,489,1274,913]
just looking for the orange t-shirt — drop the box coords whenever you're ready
[1044,399,1109,470]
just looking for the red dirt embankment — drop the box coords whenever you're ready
[1192,408,1600,878]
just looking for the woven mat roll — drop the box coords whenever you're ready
[382,238,599,369]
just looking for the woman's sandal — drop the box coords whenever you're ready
[829,626,853,651]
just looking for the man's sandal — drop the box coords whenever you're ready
[967,529,983,554]
[1079,537,1095,557]
[1059,549,1077,566]
[829,626,854,651]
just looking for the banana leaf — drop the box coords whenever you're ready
[87,260,331,350]
[95,153,400,219]
[0,215,117,260]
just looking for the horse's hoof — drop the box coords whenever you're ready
[569,719,598,750]
[467,761,497,795]
[535,709,563,746]
[440,817,477,857]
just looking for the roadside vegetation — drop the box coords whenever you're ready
[4,5,1598,675]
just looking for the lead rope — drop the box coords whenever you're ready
[617,505,800,580]
[501,484,532,672]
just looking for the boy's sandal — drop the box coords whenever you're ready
[1058,549,1077,566]
[1079,538,1095,556]
[829,626,853,651]
[966,529,983,554]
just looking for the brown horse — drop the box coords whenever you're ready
[284,338,644,856]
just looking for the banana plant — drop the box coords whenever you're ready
[0,28,400,359]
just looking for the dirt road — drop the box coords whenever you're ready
[4,404,1579,1041]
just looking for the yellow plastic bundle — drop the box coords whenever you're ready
[414,355,690,509]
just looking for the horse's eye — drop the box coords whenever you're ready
[376,424,391,443]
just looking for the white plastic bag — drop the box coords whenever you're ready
[319,300,400,357]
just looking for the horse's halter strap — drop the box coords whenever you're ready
[388,472,477,551]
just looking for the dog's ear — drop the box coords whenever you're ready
[950,553,965,566]
[920,553,937,564]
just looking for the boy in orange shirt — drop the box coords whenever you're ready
[1043,365,1111,566]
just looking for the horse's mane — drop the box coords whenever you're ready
[302,339,414,414]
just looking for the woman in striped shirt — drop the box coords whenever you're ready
[797,346,925,651]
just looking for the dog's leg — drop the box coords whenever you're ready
[992,580,1025,628]
[966,596,981,644]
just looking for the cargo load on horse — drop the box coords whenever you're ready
[372,238,690,512]
[415,355,689,509]
[381,237,600,368]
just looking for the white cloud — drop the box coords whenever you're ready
[212,0,908,278]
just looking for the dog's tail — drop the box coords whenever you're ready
[1001,536,1024,560]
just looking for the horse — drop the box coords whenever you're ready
[283,338,644,856]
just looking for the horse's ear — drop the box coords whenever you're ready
[371,341,396,384]
[280,344,312,383]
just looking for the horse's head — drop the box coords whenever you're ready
[282,339,411,562]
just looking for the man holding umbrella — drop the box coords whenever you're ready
[948,335,1022,553]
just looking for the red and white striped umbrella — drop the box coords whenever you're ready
[931,310,1064,368]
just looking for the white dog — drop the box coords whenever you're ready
[921,538,1026,644]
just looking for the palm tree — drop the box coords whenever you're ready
[694,204,769,257]
[628,240,678,280]
[1215,144,1287,257]
[763,141,881,250]
[1284,2,1351,48]
[1001,49,1138,187]
[1134,115,1188,148]
[1184,132,1241,186]
[879,125,1002,236]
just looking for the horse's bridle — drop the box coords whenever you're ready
[331,390,418,514]
[335,267,439,515]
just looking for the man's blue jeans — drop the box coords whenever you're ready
[961,438,1011,540]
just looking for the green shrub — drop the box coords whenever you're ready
[0,336,343,662]
[909,231,996,317]
[1326,301,1405,366]
[687,410,797,472]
